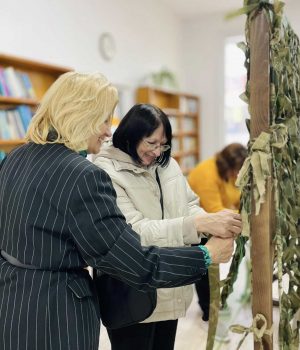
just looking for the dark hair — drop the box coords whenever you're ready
[113,104,172,167]
[216,143,247,181]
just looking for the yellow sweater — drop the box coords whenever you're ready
[188,157,240,213]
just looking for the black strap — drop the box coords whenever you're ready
[155,168,164,219]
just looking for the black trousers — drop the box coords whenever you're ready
[107,319,178,350]
[195,272,210,317]
[194,239,210,319]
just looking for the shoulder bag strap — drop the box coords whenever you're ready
[155,168,164,219]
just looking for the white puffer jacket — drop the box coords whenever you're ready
[94,143,205,322]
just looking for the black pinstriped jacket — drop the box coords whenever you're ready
[0,142,208,350]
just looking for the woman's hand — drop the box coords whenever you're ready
[194,209,242,238]
[204,236,234,264]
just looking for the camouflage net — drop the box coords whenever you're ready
[221,1,300,349]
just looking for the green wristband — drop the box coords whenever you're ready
[198,245,212,268]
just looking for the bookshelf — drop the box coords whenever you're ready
[0,53,71,154]
[136,86,200,175]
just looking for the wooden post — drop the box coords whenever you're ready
[249,10,274,350]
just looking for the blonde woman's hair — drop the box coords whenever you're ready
[26,71,118,152]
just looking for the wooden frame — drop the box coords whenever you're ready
[249,11,274,350]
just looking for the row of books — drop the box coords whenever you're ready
[0,66,36,99]
[168,115,196,132]
[182,137,197,150]
[0,105,32,139]
[179,97,198,114]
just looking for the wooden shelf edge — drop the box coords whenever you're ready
[173,131,198,137]
[0,139,26,153]
[138,86,199,99]
[163,108,198,117]
[0,96,39,106]
[172,150,199,158]
[0,139,26,144]
[0,53,71,74]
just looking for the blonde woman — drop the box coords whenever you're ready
[0,73,236,350]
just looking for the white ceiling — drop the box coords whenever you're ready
[161,0,294,19]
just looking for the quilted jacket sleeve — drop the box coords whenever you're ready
[67,167,208,291]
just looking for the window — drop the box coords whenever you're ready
[224,36,249,145]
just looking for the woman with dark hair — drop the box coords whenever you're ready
[188,143,247,322]
[188,143,247,213]
[112,104,172,167]
[93,104,242,350]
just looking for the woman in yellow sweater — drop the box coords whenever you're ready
[188,143,247,213]
[188,143,247,320]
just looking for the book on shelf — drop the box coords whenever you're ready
[183,137,197,150]
[6,110,20,139]
[19,72,36,98]
[0,105,33,140]
[181,155,197,170]
[179,97,187,113]
[11,110,26,138]
[0,110,11,139]
[186,98,198,113]
[168,115,178,132]
[3,66,26,97]
[0,66,36,98]
[0,67,11,96]
[17,105,33,132]
[179,97,198,114]
[183,118,196,131]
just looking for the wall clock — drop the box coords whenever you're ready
[99,32,116,61]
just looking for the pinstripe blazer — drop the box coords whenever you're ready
[0,142,208,350]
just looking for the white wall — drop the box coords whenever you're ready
[181,14,244,159]
[181,2,300,159]
[1,0,299,159]
[0,0,183,109]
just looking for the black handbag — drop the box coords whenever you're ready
[94,272,157,329]
[95,169,162,329]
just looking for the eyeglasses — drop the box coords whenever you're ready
[142,139,171,152]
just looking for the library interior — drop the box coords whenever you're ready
[0,1,299,350]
